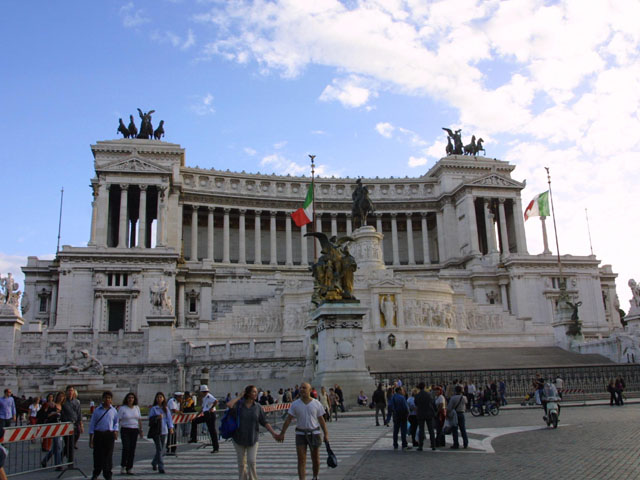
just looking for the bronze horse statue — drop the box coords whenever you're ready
[351,179,375,228]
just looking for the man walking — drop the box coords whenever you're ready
[372,384,386,426]
[390,387,411,451]
[277,382,329,480]
[61,385,83,463]
[0,389,16,427]
[414,382,436,451]
[189,385,219,453]
[88,391,119,480]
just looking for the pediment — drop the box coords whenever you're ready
[100,157,168,173]
[370,279,404,289]
[468,173,524,188]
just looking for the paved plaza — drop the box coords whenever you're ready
[23,402,640,480]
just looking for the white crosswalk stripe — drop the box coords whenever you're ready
[119,418,384,479]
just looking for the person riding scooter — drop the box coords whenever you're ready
[540,381,561,423]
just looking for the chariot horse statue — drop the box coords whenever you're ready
[351,179,375,228]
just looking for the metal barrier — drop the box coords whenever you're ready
[262,403,290,428]
[1,422,86,478]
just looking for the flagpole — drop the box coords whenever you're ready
[309,154,316,259]
[585,208,594,255]
[56,187,64,256]
[544,167,563,280]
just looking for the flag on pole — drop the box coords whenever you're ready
[524,191,550,221]
[291,183,314,227]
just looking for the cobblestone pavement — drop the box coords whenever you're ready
[349,404,640,480]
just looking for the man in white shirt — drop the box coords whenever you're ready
[277,382,329,480]
[189,385,219,453]
[166,392,183,455]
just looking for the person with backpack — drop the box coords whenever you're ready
[447,385,468,449]
[226,385,279,480]
[390,387,411,451]
[414,382,437,451]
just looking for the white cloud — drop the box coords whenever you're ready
[311,130,326,135]
[120,2,150,28]
[375,122,394,138]
[244,147,257,156]
[273,141,287,150]
[408,156,427,167]
[319,76,376,108]
[191,93,215,115]
[152,29,196,50]
[260,153,342,178]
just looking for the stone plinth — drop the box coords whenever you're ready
[311,302,375,406]
[146,313,175,363]
[0,304,24,364]
[552,300,584,349]
[350,226,385,273]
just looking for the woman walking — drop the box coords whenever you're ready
[40,391,65,470]
[319,387,331,422]
[148,392,174,474]
[118,392,143,475]
[227,385,279,480]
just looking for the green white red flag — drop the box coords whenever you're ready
[291,183,313,227]
[524,191,550,221]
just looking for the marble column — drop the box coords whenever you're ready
[315,214,322,259]
[436,210,445,263]
[346,213,352,236]
[156,187,166,247]
[330,213,338,237]
[285,214,293,266]
[300,223,308,265]
[498,198,510,255]
[137,185,147,248]
[540,216,552,254]
[405,213,415,265]
[177,283,185,327]
[270,211,277,265]
[375,212,384,259]
[466,195,481,255]
[207,207,214,261]
[420,212,430,264]
[190,206,199,261]
[89,184,99,246]
[513,197,529,254]
[254,211,262,264]
[50,282,58,328]
[117,185,129,248]
[500,283,509,312]
[484,199,498,253]
[442,199,458,259]
[238,209,246,264]
[223,208,231,263]
[390,213,399,265]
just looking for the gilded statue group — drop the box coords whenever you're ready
[307,233,357,305]
[442,127,485,156]
[117,108,165,140]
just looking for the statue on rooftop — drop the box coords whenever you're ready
[351,179,375,228]
[442,127,463,155]
[136,108,155,139]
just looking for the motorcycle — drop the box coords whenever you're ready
[542,382,561,428]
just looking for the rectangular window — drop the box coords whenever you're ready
[189,297,197,313]
[108,299,126,331]
[39,296,47,313]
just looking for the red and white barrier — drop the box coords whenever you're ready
[559,388,585,395]
[171,412,199,424]
[1,422,74,444]
[262,402,291,413]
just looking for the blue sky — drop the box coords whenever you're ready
[2,0,639,307]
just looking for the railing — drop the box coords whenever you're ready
[166,413,201,454]
[372,364,640,400]
[262,402,290,428]
[1,422,85,478]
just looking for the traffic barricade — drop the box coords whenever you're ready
[166,412,200,454]
[262,402,290,428]
[1,422,85,478]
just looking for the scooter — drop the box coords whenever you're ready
[544,395,560,429]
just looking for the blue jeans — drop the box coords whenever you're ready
[43,436,63,465]
[152,435,167,470]
[452,412,468,448]
[392,414,408,448]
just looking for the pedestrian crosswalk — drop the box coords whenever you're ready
[114,418,385,480]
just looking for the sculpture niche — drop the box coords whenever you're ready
[305,233,357,306]
[351,179,375,228]
[442,128,485,156]
[116,108,166,140]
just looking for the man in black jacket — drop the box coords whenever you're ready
[414,382,437,451]
[372,384,386,426]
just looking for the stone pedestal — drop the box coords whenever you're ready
[350,226,385,274]
[0,304,24,364]
[552,300,584,350]
[146,313,175,363]
[42,374,118,403]
[310,303,375,407]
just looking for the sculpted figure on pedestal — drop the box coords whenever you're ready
[379,295,396,327]
[56,350,104,375]
[305,232,356,305]
[0,273,21,308]
[351,179,375,228]
[566,301,583,336]
[629,279,640,308]
[136,108,155,139]
[150,280,174,314]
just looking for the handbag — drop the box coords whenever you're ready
[147,415,161,439]
[219,403,240,440]
[442,417,453,435]
[325,440,338,468]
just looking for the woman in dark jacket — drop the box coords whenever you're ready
[40,391,65,470]
[227,385,279,480]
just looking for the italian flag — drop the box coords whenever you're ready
[524,191,550,221]
[291,184,314,227]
